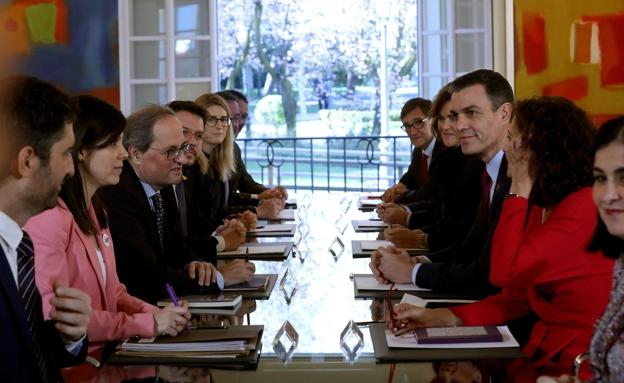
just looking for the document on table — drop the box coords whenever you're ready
[219,244,287,256]
[277,209,295,220]
[359,240,393,250]
[385,326,519,349]
[399,293,477,307]
[353,220,389,228]
[359,198,382,206]
[354,275,431,292]
[249,224,294,233]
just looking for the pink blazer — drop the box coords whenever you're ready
[25,198,157,353]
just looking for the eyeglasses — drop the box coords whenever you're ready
[206,116,232,127]
[400,117,429,131]
[241,113,249,122]
[149,142,192,161]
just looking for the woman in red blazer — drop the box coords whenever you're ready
[25,96,191,359]
[389,97,614,379]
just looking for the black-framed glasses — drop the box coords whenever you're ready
[149,142,192,161]
[206,116,231,127]
[400,117,430,131]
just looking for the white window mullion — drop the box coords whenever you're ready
[209,0,218,92]
[416,0,424,98]
[118,0,131,115]
[448,0,456,79]
[165,0,176,101]
[484,0,493,69]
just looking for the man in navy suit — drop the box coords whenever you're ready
[370,70,514,298]
[0,76,92,382]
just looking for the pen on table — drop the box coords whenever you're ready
[165,283,191,334]
[393,325,411,337]
[245,245,249,262]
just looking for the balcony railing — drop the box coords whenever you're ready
[237,135,412,192]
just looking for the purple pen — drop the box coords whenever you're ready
[165,283,191,334]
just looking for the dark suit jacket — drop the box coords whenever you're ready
[415,154,511,299]
[408,148,484,251]
[186,159,255,227]
[229,142,268,199]
[0,246,87,382]
[98,161,212,305]
[397,139,446,202]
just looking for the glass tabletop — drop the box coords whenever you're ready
[90,192,522,382]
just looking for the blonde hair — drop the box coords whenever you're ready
[194,93,236,181]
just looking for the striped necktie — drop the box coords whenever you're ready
[17,231,50,383]
[151,192,165,254]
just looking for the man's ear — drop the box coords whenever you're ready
[499,102,513,124]
[15,146,41,177]
[127,145,141,164]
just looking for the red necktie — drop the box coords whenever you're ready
[420,152,429,185]
[479,170,492,221]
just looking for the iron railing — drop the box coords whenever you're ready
[237,135,412,192]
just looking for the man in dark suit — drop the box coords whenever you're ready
[381,98,445,203]
[0,76,91,382]
[219,90,288,203]
[98,105,255,305]
[371,69,515,298]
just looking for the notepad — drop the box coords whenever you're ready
[354,275,431,292]
[353,220,389,228]
[276,209,295,220]
[157,294,242,309]
[385,326,519,349]
[360,240,393,250]
[248,224,293,233]
[223,275,269,291]
[220,245,287,256]
[359,199,381,206]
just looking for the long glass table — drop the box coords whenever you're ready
[88,192,524,382]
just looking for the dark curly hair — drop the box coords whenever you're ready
[587,116,624,259]
[514,96,595,208]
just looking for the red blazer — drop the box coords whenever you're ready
[451,188,614,376]
[25,198,158,354]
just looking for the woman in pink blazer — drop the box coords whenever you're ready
[388,97,614,379]
[25,95,190,356]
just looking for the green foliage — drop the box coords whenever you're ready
[318,109,375,136]
[254,95,286,126]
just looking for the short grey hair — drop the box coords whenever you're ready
[124,105,177,152]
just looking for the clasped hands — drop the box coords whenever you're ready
[381,183,408,203]
[376,202,409,225]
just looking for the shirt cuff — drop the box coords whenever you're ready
[214,235,225,252]
[216,271,225,290]
[405,212,411,226]
[251,194,258,199]
[411,263,426,289]
[401,205,411,212]
[64,335,86,355]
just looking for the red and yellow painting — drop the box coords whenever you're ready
[514,0,624,126]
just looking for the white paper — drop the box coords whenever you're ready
[353,220,389,228]
[277,209,295,220]
[219,245,287,256]
[385,326,520,349]
[399,293,477,307]
[249,224,294,233]
[122,340,247,352]
[359,199,382,206]
[359,240,393,250]
[355,275,431,292]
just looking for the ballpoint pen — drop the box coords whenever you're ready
[245,245,250,262]
[165,283,191,334]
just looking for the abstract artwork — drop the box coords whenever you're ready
[514,0,624,127]
[0,0,119,107]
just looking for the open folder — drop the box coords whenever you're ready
[108,326,264,369]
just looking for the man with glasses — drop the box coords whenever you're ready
[99,105,252,305]
[381,98,445,203]
[221,90,288,202]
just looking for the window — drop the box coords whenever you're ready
[120,0,491,114]
[417,0,492,99]
[118,0,216,115]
